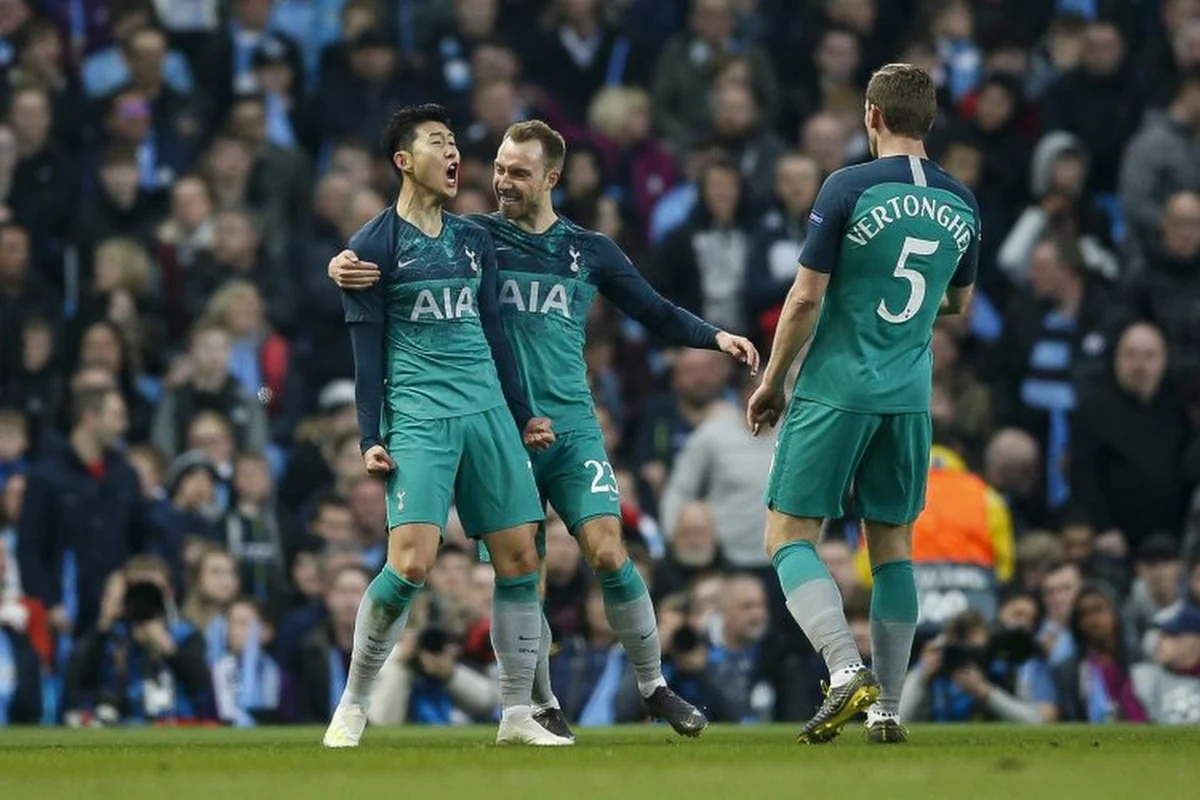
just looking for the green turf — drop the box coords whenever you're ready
[1,724,1197,800]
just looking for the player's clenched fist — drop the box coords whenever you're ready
[328,249,382,289]
[522,417,556,451]
[362,444,396,476]
[746,381,786,437]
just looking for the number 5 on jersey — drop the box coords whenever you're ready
[585,459,619,495]
[877,236,939,324]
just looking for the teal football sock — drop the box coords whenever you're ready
[599,559,665,697]
[773,541,861,676]
[869,559,918,715]
[345,565,422,708]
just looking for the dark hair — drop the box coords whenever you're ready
[504,119,566,172]
[101,144,139,168]
[71,386,115,426]
[866,63,937,139]
[382,103,454,179]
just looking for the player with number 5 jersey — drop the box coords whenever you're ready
[747,63,979,746]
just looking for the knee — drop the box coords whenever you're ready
[389,554,430,585]
[491,538,540,577]
[587,536,627,574]
[506,542,540,576]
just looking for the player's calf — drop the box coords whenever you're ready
[485,524,572,745]
[577,517,707,735]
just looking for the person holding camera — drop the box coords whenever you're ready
[63,555,212,726]
[367,621,500,726]
[899,598,1058,724]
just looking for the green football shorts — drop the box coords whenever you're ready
[480,424,621,563]
[764,399,931,526]
[383,405,544,537]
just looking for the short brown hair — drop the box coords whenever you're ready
[504,120,566,172]
[866,63,937,139]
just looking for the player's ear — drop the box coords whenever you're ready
[545,168,561,191]
[393,150,412,175]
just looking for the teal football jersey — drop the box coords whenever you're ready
[795,155,980,414]
[343,212,506,422]
[469,213,718,433]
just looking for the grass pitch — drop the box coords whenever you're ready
[1,724,1197,800]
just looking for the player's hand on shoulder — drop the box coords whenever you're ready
[522,417,556,451]
[715,331,760,375]
[746,381,786,436]
[329,248,381,290]
[363,444,395,476]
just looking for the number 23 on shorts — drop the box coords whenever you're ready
[585,459,618,495]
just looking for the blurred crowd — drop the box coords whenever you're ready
[2,0,1200,729]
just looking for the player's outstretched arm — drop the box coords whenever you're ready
[595,236,759,372]
[475,235,555,451]
[747,266,829,435]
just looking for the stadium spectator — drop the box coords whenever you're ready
[650,159,750,336]
[1040,560,1083,667]
[199,280,289,420]
[1014,529,1066,594]
[1124,191,1200,384]
[211,596,284,726]
[1043,19,1146,194]
[745,153,820,345]
[1055,582,1148,723]
[77,0,194,100]
[0,224,60,396]
[1070,322,1197,556]
[629,572,770,724]
[707,79,786,217]
[652,502,725,601]
[632,348,733,506]
[900,599,1058,724]
[151,324,269,459]
[983,427,1054,533]
[1119,73,1200,263]
[799,110,850,178]
[992,236,1114,508]
[1132,605,1200,724]
[660,376,774,570]
[544,515,588,640]
[0,539,45,725]
[222,451,287,611]
[18,386,160,637]
[529,0,651,128]
[8,86,75,259]
[181,543,240,665]
[582,86,679,242]
[931,322,993,455]
[368,618,500,726]
[650,0,778,151]
[293,562,369,723]
[999,132,1119,285]
[64,554,211,725]
[1124,535,1186,659]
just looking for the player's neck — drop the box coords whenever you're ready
[874,133,928,160]
[513,204,559,234]
[394,186,444,237]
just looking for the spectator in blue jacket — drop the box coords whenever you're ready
[18,386,162,637]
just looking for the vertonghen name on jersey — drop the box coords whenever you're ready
[845,194,974,253]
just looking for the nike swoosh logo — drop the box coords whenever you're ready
[640,631,655,640]
[397,258,416,268]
